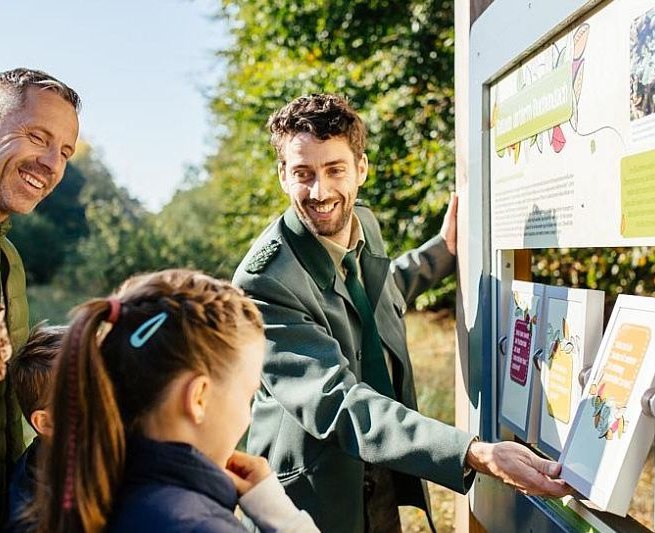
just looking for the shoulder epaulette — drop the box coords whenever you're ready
[245,239,282,274]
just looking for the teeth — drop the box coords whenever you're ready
[20,172,45,189]
[313,203,336,213]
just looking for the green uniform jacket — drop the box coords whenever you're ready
[233,207,475,533]
[0,226,29,520]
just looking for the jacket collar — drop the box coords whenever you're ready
[282,208,335,290]
[123,435,238,511]
[281,207,390,309]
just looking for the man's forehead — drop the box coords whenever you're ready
[284,133,353,162]
[22,88,79,137]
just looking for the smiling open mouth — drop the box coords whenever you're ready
[308,201,338,214]
[19,170,46,190]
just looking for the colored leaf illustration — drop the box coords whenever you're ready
[513,142,521,163]
[618,417,625,438]
[529,134,537,146]
[551,125,566,153]
[597,382,606,398]
[573,23,590,61]
[573,59,585,102]
[592,396,603,417]
[562,317,570,340]
[596,403,611,435]
[497,147,506,158]
[536,133,544,153]
[590,138,596,154]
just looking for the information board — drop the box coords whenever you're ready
[490,0,655,250]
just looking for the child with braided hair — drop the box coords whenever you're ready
[32,269,318,533]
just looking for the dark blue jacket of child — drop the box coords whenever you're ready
[108,436,248,533]
[6,437,40,532]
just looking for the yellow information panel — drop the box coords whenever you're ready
[620,149,655,237]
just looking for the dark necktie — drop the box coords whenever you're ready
[342,250,395,399]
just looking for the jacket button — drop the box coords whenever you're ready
[355,350,362,360]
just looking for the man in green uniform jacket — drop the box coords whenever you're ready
[234,94,569,533]
[0,68,80,519]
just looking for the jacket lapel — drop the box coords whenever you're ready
[281,208,335,290]
[281,208,358,314]
[357,207,391,311]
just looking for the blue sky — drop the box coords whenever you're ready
[0,0,229,210]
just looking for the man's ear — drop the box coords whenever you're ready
[184,374,210,425]
[30,409,53,437]
[357,154,368,186]
[278,161,289,193]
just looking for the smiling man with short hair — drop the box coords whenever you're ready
[234,93,569,532]
[0,68,80,521]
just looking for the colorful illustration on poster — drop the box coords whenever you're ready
[545,317,578,423]
[588,323,651,440]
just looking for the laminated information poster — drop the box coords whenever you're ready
[499,281,545,442]
[537,287,604,459]
[560,295,655,516]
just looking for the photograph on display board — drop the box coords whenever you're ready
[536,286,604,459]
[499,281,545,442]
[630,7,655,122]
[560,295,655,516]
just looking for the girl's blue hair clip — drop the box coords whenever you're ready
[130,312,169,348]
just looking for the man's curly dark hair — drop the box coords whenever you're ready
[268,94,367,163]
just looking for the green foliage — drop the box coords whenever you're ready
[47,143,160,295]
[533,247,655,319]
[13,3,460,309]
[10,163,87,283]
[180,0,457,307]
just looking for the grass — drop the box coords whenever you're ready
[399,310,457,532]
[27,284,93,326]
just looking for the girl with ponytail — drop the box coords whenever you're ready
[34,269,318,533]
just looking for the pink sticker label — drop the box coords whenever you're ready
[510,318,532,386]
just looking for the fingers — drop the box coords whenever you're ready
[226,451,271,485]
[533,456,561,478]
[447,192,458,217]
[223,467,250,496]
[440,192,458,255]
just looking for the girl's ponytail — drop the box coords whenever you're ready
[36,298,126,533]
